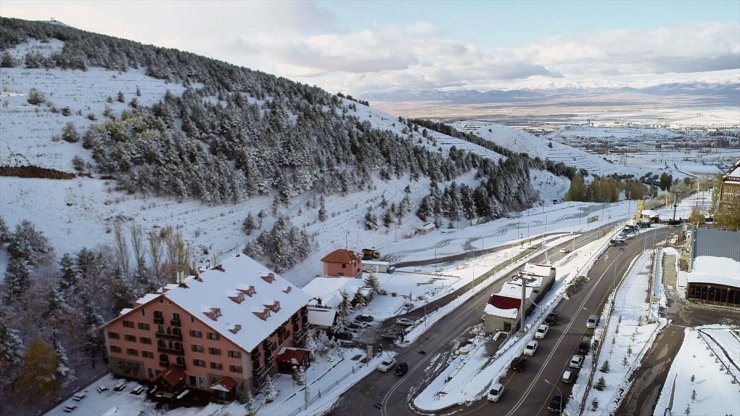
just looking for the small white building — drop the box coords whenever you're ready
[416,222,436,235]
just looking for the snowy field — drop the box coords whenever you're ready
[579,250,667,415]
[653,325,740,416]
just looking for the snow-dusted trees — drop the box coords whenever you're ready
[243,217,312,273]
[0,317,24,390]
[364,207,379,230]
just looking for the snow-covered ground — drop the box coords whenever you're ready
[579,250,667,415]
[653,325,740,416]
[413,228,620,411]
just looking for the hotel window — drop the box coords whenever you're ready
[140,337,152,345]
[190,329,203,338]
[229,365,242,373]
[207,332,220,341]
[193,359,206,367]
[123,320,134,328]
[110,345,122,353]
[210,362,223,370]
[108,332,120,340]
[142,351,154,359]
[138,322,150,331]
[228,350,242,359]
[125,334,137,342]
[191,344,204,353]
[126,348,139,356]
[208,347,222,356]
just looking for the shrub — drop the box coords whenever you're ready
[27,88,45,105]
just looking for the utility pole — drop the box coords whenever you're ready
[512,272,537,335]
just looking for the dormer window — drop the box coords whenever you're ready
[228,292,245,304]
[265,300,281,313]
[228,324,242,334]
[260,273,275,284]
[204,307,222,321]
[282,286,292,294]
[238,285,256,297]
[252,307,270,321]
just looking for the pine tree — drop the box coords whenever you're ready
[364,273,380,294]
[383,209,394,228]
[4,257,31,303]
[594,376,606,391]
[17,340,60,400]
[364,207,378,230]
[0,216,9,243]
[265,376,278,402]
[600,360,610,373]
[0,318,24,389]
[242,213,256,235]
[57,253,78,295]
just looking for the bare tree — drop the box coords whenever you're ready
[113,222,130,278]
[148,230,162,280]
[130,225,145,271]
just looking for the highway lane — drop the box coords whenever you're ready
[329,225,625,416]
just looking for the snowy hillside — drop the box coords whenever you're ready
[453,121,654,177]
[0,24,567,286]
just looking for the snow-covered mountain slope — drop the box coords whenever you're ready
[0,30,564,287]
[453,121,651,177]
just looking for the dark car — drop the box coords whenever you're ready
[394,362,408,376]
[335,331,354,341]
[381,330,400,341]
[578,340,591,355]
[545,312,559,325]
[548,395,567,413]
[356,315,374,322]
[510,356,527,372]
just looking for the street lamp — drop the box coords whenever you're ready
[544,379,562,414]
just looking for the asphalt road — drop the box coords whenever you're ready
[329,224,656,416]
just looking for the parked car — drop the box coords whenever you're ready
[394,362,408,376]
[487,383,504,402]
[356,315,375,322]
[335,331,354,340]
[396,317,415,326]
[535,324,549,340]
[545,313,559,325]
[381,331,401,341]
[510,356,527,372]
[569,354,584,369]
[578,340,591,355]
[587,314,599,329]
[548,395,566,413]
[523,340,538,356]
[562,369,577,384]
[377,357,396,372]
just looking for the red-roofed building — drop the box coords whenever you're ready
[320,249,363,277]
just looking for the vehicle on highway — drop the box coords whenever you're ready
[569,354,583,369]
[394,362,408,376]
[510,356,527,372]
[535,324,549,340]
[523,340,538,356]
[396,317,414,326]
[559,248,571,253]
[548,395,566,413]
[545,312,559,325]
[562,368,578,384]
[356,315,374,322]
[487,383,504,402]
[587,314,599,329]
[377,357,396,372]
[578,340,591,355]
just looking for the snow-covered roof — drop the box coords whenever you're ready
[688,256,740,288]
[362,260,390,266]
[161,254,310,352]
[484,303,519,319]
[522,263,553,279]
[306,307,337,327]
[302,277,365,308]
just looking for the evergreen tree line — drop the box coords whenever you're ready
[0,217,193,414]
[564,174,650,202]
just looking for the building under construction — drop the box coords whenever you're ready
[482,263,556,333]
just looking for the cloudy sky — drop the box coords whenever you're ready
[3,0,739,95]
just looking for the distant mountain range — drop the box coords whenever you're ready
[363,81,740,107]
